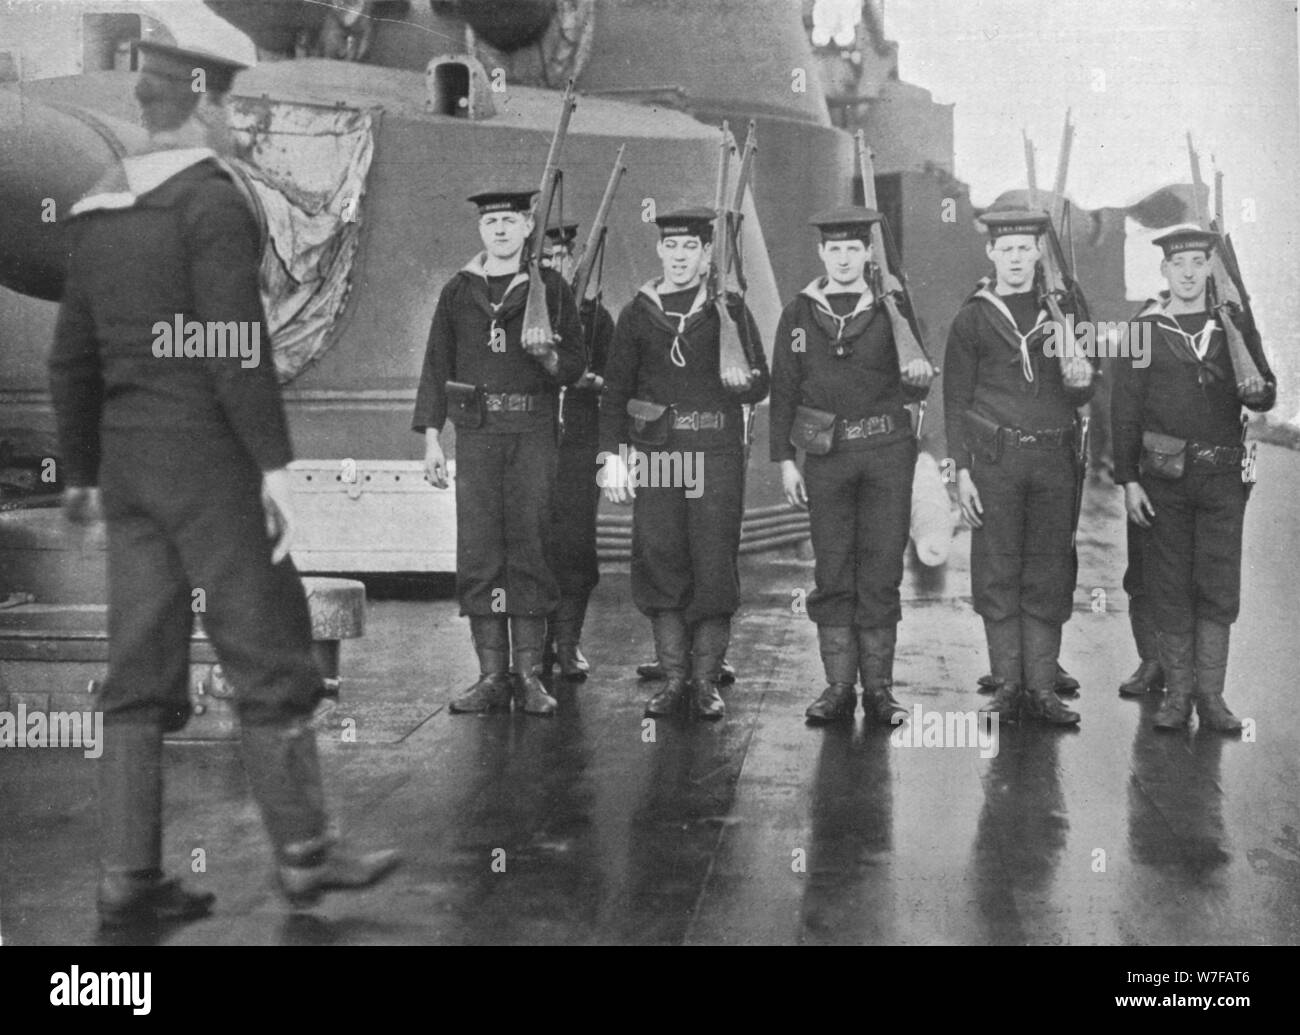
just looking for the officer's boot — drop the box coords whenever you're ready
[1152,628,1195,731]
[858,625,908,726]
[979,617,1023,721]
[553,594,591,681]
[450,616,512,713]
[97,718,215,927]
[645,611,690,717]
[689,617,730,720]
[511,616,558,716]
[1021,616,1080,725]
[240,720,400,907]
[805,625,858,724]
[1119,598,1165,697]
[1194,618,1242,733]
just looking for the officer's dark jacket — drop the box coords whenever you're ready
[598,281,770,456]
[49,154,292,487]
[943,278,1095,470]
[412,255,585,434]
[769,278,928,463]
[560,298,616,442]
[1111,294,1275,484]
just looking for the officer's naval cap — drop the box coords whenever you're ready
[135,41,247,93]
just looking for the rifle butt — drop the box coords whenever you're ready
[522,267,554,343]
[1219,306,1264,384]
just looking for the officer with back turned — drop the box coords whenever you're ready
[50,42,398,926]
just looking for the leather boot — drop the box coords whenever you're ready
[805,625,857,724]
[511,615,557,716]
[1194,618,1242,733]
[552,595,591,681]
[1021,616,1080,725]
[858,625,907,726]
[97,719,214,927]
[689,617,730,720]
[980,681,1023,721]
[981,616,1023,693]
[450,616,513,713]
[1152,628,1195,731]
[637,658,736,683]
[240,721,400,907]
[645,611,690,717]
[979,663,1078,695]
[1119,598,1165,696]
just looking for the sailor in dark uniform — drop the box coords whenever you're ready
[50,42,398,926]
[414,190,585,716]
[599,207,769,720]
[769,207,933,724]
[538,221,614,682]
[942,209,1096,725]
[1112,226,1275,731]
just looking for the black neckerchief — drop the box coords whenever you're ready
[799,278,876,357]
[636,280,711,367]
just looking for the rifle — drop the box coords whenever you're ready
[570,144,626,306]
[854,129,934,375]
[1023,126,1091,378]
[521,79,577,349]
[1187,132,1265,384]
[709,120,761,388]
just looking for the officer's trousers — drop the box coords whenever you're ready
[99,432,322,729]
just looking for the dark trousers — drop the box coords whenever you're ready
[631,447,744,624]
[805,437,916,627]
[969,446,1078,624]
[1141,470,1247,632]
[547,427,601,601]
[455,429,559,617]
[99,433,321,728]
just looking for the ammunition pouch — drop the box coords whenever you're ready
[964,409,1003,464]
[790,405,837,456]
[446,381,484,430]
[627,398,673,447]
[1140,431,1187,481]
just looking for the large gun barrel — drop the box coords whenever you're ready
[0,91,145,301]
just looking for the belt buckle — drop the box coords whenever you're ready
[865,415,890,436]
[842,421,864,441]
[509,395,526,412]
[701,412,721,431]
[485,394,503,412]
[1017,429,1037,447]
[680,411,699,432]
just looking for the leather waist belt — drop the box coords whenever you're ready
[998,424,1073,450]
[484,392,542,413]
[1188,442,1245,468]
[837,412,905,441]
[673,410,726,432]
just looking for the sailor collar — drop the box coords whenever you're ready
[1137,294,1218,361]
[972,278,1048,383]
[461,253,529,295]
[69,148,218,217]
[799,276,875,319]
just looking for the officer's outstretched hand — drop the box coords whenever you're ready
[261,468,296,564]
[62,486,102,525]
[600,450,635,504]
[900,358,936,389]
[780,459,808,510]
[424,434,449,490]
[1124,482,1155,529]
[957,469,983,529]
